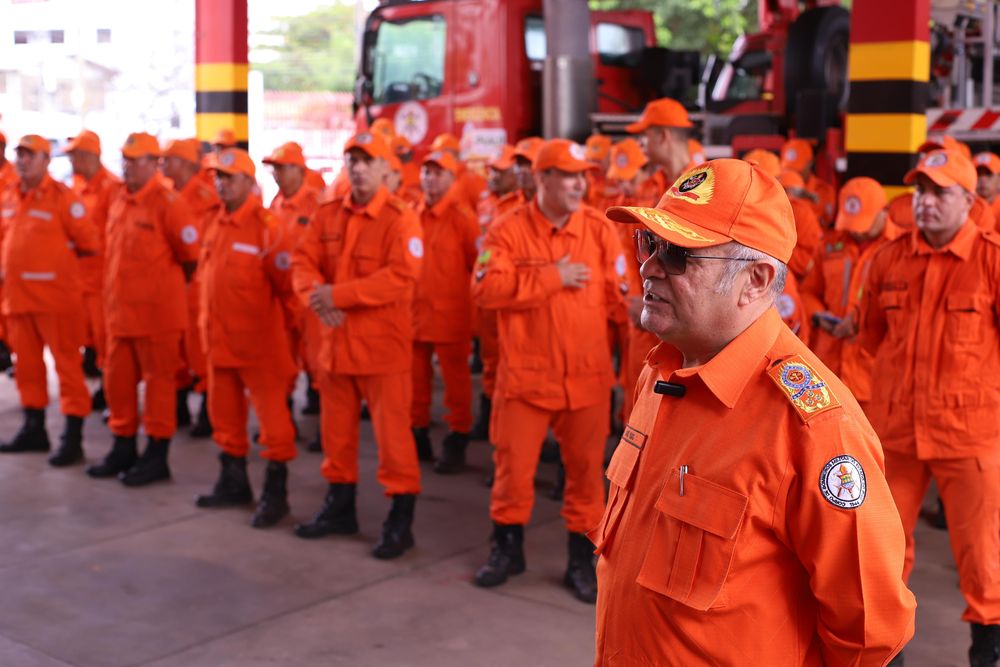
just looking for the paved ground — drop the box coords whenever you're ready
[0,369,972,666]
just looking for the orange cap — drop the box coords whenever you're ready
[489,145,517,171]
[973,151,1000,175]
[65,130,101,155]
[391,135,412,157]
[607,138,648,181]
[532,139,597,173]
[625,97,692,133]
[688,138,706,165]
[263,142,307,168]
[344,132,392,160]
[17,135,52,155]
[421,150,458,174]
[370,118,395,140]
[513,137,543,163]
[887,193,915,230]
[430,133,460,153]
[919,134,972,160]
[743,149,781,177]
[777,170,805,190]
[780,139,814,172]
[211,148,256,178]
[212,129,237,147]
[904,149,977,193]
[607,159,796,263]
[121,132,161,159]
[163,138,201,164]
[835,177,887,233]
[585,134,612,161]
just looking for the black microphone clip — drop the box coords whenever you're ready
[653,381,686,398]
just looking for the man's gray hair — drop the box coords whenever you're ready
[714,242,787,300]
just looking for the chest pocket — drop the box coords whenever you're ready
[878,290,906,340]
[945,293,991,345]
[352,243,382,277]
[636,470,747,611]
[588,424,645,556]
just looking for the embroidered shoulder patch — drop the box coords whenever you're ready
[766,355,841,423]
[819,455,867,509]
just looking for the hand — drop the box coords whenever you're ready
[318,307,346,328]
[831,312,858,339]
[814,312,838,334]
[556,254,590,289]
[309,284,334,312]
[627,295,644,328]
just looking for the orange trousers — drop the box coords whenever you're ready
[178,287,207,392]
[490,396,609,533]
[411,340,473,432]
[885,449,1000,625]
[319,372,421,495]
[82,291,107,368]
[208,364,296,462]
[621,326,659,422]
[105,332,182,439]
[478,310,499,398]
[6,311,90,416]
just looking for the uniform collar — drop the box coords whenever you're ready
[528,200,583,238]
[420,184,458,218]
[220,197,256,226]
[19,173,55,200]
[911,218,977,260]
[124,175,161,203]
[275,183,314,211]
[346,184,388,218]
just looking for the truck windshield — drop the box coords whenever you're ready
[713,49,772,103]
[371,14,446,105]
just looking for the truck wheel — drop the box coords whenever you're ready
[784,6,850,120]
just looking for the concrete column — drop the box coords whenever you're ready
[542,0,594,141]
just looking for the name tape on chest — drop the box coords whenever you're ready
[766,355,841,423]
[232,242,261,256]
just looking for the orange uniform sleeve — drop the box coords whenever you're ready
[61,190,98,255]
[290,206,328,307]
[798,245,828,319]
[857,247,889,356]
[162,193,201,265]
[600,214,629,325]
[472,217,563,310]
[458,206,481,273]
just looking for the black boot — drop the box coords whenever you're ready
[469,337,483,374]
[434,431,469,474]
[48,415,84,467]
[412,427,434,462]
[470,395,491,440]
[372,494,416,559]
[195,452,253,508]
[82,346,101,378]
[86,435,137,478]
[0,408,50,453]
[302,385,320,415]
[360,403,371,421]
[307,426,322,453]
[176,388,192,428]
[548,461,565,501]
[91,385,106,412]
[922,496,948,531]
[190,393,212,438]
[970,623,1000,667]
[252,461,290,528]
[0,340,12,372]
[120,438,171,487]
[564,532,597,603]
[474,523,525,587]
[294,483,359,538]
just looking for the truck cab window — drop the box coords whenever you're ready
[525,16,546,61]
[371,15,446,105]
[596,23,645,66]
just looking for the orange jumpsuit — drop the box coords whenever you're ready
[807,174,837,227]
[788,197,823,279]
[200,199,297,462]
[305,168,326,192]
[991,196,1000,224]
[291,186,423,495]
[778,271,811,343]
[104,178,199,439]
[973,195,997,231]
[455,166,487,210]
[412,187,480,433]
[0,162,19,344]
[474,202,626,532]
[0,175,96,416]
[860,221,1000,625]
[594,308,916,665]
[71,166,121,369]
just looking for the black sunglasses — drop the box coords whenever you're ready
[634,229,754,276]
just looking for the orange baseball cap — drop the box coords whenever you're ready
[489,145,517,171]
[533,139,597,173]
[973,151,1000,175]
[607,138,648,181]
[391,135,413,157]
[780,138,814,172]
[607,159,796,263]
[163,138,200,164]
[743,148,781,177]
[431,133,460,153]
[422,150,458,174]
[688,138,706,165]
[585,134,612,161]
[17,135,52,155]
[65,130,101,155]
[887,193,915,230]
[370,118,395,140]
[211,148,256,178]
[121,132,161,159]
[777,170,805,190]
[344,132,392,160]
[835,177,887,233]
[904,149,977,193]
[625,97,692,133]
[513,137,543,163]
[263,142,307,168]
[212,129,237,147]
[918,134,971,160]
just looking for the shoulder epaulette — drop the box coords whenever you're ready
[981,228,1000,247]
[386,195,408,213]
[766,354,842,424]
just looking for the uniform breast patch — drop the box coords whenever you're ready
[819,455,866,509]
[767,355,841,423]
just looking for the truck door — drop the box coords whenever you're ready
[590,10,656,113]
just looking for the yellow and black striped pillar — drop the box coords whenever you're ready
[845,0,930,200]
[195,0,249,149]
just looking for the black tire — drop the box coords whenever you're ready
[784,7,851,120]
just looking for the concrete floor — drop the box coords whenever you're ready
[0,371,972,667]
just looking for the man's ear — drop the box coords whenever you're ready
[740,261,778,306]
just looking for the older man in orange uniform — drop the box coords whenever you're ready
[291,132,424,559]
[193,149,299,528]
[0,135,97,466]
[594,158,915,665]
[87,133,200,487]
[860,149,1000,664]
[410,150,480,472]
[472,139,627,602]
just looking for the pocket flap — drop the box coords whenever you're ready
[946,292,990,312]
[606,435,642,489]
[878,291,904,309]
[655,470,748,539]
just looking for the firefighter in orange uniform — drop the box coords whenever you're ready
[472,140,627,603]
[0,135,96,466]
[410,151,480,472]
[512,137,544,204]
[626,97,694,196]
[291,132,423,559]
[860,149,1000,664]
[584,134,614,208]
[974,151,1000,223]
[777,170,824,279]
[194,149,299,528]
[781,138,836,228]
[595,158,915,665]
[87,133,200,486]
[384,151,422,206]
[65,130,121,411]
[161,138,218,438]
[0,132,17,371]
[430,133,487,209]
